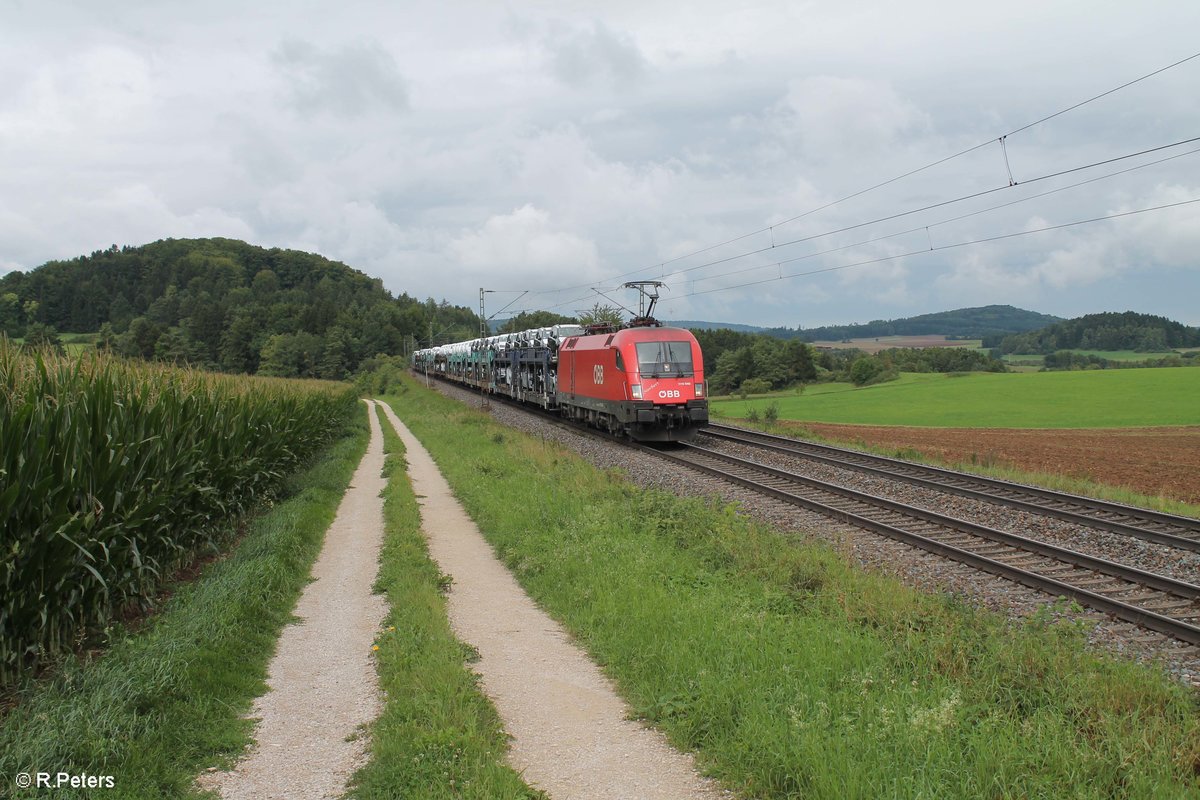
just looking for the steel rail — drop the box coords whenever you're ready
[417,371,1200,645]
[703,423,1200,552]
[645,442,1200,646]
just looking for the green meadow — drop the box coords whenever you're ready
[5,332,96,356]
[1000,350,1182,366]
[1067,349,1182,361]
[714,368,1200,428]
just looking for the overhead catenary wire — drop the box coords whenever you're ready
[663,51,1200,266]
[1003,51,1200,138]
[507,137,1200,316]
[682,197,1200,298]
[509,132,1198,317]
[644,135,1200,283]
[488,290,531,320]
[500,51,1200,309]
[683,144,1200,288]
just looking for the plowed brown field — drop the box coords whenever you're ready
[809,335,980,353]
[789,422,1200,505]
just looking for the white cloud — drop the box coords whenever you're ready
[769,76,931,159]
[271,39,408,116]
[1029,239,1114,289]
[294,200,406,266]
[937,251,1037,295]
[543,20,648,88]
[933,182,1200,306]
[0,183,255,267]
[448,204,599,280]
[2,1,1199,328]
[509,125,688,236]
[1113,183,1200,268]
[0,45,153,138]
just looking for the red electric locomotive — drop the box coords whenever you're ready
[557,324,708,441]
[411,282,709,441]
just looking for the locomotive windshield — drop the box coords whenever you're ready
[635,341,694,378]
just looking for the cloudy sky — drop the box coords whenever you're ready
[3,1,1199,328]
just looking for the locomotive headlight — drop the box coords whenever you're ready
[631,384,643,399]
[695,382,705,397]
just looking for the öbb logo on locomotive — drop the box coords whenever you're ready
[412,321,709,442]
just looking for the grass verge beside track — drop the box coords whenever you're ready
[385,375,1200,799]
[0,406,369,799]
[347,402,542,799]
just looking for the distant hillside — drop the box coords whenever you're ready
[782,305,1062,342]
[0,238,479,378]
[998,311,1200,355]
[668,319,768,333]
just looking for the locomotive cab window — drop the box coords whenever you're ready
[635,341,693,377]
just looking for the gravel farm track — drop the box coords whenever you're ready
[204,399,726,800]
[425,378,1200,691]
[796,422,1200,505]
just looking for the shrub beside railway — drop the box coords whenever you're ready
[0,341,358,684]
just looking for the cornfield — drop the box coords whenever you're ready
[0,341,358,683]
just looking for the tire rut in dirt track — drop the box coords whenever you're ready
[375,400,730,800]
[198,400,388,800]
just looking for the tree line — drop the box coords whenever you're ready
[691,328,1006,395]
[766,304,1061,342]
[1041,350,1200,370]
[0,238,480,379]
[0,239,1048,388]
[990,311,1200,354]
[693,328,819,395]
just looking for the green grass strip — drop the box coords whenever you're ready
[347,402,543,799]
[0,407,370,799]
[713,368,1200,428]
[384,376,1200,799]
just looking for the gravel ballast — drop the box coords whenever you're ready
[697,431,1200,586]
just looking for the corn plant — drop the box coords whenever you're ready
[0,341,357,684]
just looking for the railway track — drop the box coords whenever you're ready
[701,423,1200,552]
[421,375,1200,647]
[640,441,1200,646]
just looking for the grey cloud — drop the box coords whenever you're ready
[272,38,408,116]
[5,2,1200,327]
[545,21,648,88]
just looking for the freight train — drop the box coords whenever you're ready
[412,321,709,441]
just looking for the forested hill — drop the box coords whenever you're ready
[666,320,767,333]
[774,305,1061,342]
[0,238,479,378]
[996,311,1200,354]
